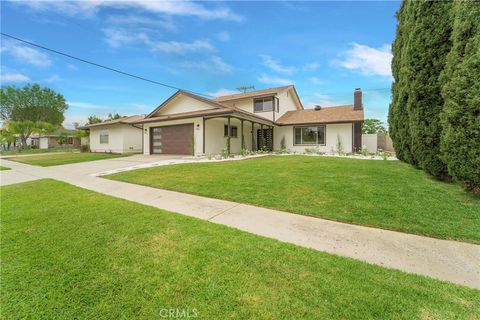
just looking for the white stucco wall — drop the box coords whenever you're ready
[221,88,300,122]
[362,134,378,153]
[151,95,216,116]
[39,137,49,149]
[274,123,353,153]
[122,126,143,152]
[204,118,254,155]
[89,124,142,153]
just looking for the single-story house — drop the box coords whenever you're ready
[79,115,144,153]
[32,129,81,149]
[82,86,364,155]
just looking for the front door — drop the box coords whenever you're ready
[256,128,273,151]
[150,124,194,155]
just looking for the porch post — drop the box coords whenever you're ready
[271,125,274,151]
[227,116,231,154]
[202,117,206,154]
[260,124,264,150]
[241,119,244,150]
[251,121,255,151]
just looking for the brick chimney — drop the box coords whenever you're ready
[354,88,363,110]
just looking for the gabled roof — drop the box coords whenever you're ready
[214,85,292,102]
[276,105,364,125]
[79,115,144,129]
[214,85,304,110]
[146,90,225,119]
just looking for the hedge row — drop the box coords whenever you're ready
[389,0,480,192]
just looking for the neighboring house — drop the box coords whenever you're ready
[33,130,81,149]
[79,115,144,153]
[82,86,364,155]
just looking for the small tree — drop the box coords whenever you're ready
[335,134,344,155]
[5,120,55,149]
[280,136,287,150]
[362,119,387,134]
[107,113,123,120]
[0,84,67,125]
[56,132,68,148]
[0,128,17,151]
[87,115,103,125]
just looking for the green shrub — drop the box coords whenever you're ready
[440,0,480,192]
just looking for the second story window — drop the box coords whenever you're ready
[254,97,274,113]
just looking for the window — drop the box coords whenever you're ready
[99,130,109,144]
[294,126,326,145]
[254,97,274,112]
[67,137,74,145]
[224,125,238,138]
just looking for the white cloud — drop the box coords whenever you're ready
[216,31,230,42]
[106,14,176,30]
[205,88,238,97]
[103,28,138,48]
[63,114,91,129]
[19,0,243,21]
[337,42,392,77]
[67,101,113,110]
[145,37,214,55]
[304,93,350,108]
[181,56,233,73]
[104,29,215,54]
[257,74,293,86]
[1,40,51,67]
[303,62,319,71]
[259,54,296,74]
[67,63,78,70]
[41,74,62,83]
[0,72,30,83]
[309,77,324,85]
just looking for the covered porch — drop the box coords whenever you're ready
[203,115,274,155]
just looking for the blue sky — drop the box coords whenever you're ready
[1,1,399,128]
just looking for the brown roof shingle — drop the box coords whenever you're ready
[276,106,364,125]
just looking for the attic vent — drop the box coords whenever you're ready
[314,105,322,111]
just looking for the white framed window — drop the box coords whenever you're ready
[224,125,238,138]
[294,126,326,145]
[99,129,109,144]
[254,97,274,112]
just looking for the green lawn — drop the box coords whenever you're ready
[106,156,480,243]
[0,147,77,155]
[1,179,478,319]
[0,165,10,170]
[9,152,129,167]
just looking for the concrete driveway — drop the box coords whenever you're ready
[1,155,479,289]
[0,154,185,184]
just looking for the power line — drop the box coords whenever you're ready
[0,32,214,98]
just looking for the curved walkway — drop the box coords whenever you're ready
[1,156,479,289]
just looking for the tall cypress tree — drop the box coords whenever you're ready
[440,0,480,191]
[389,1,416,164]
[405,1,452,178]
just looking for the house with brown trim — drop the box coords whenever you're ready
[81,85,364,155]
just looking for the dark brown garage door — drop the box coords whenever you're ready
[150,123,194,155]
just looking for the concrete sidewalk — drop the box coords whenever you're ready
[1,157,479,289]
